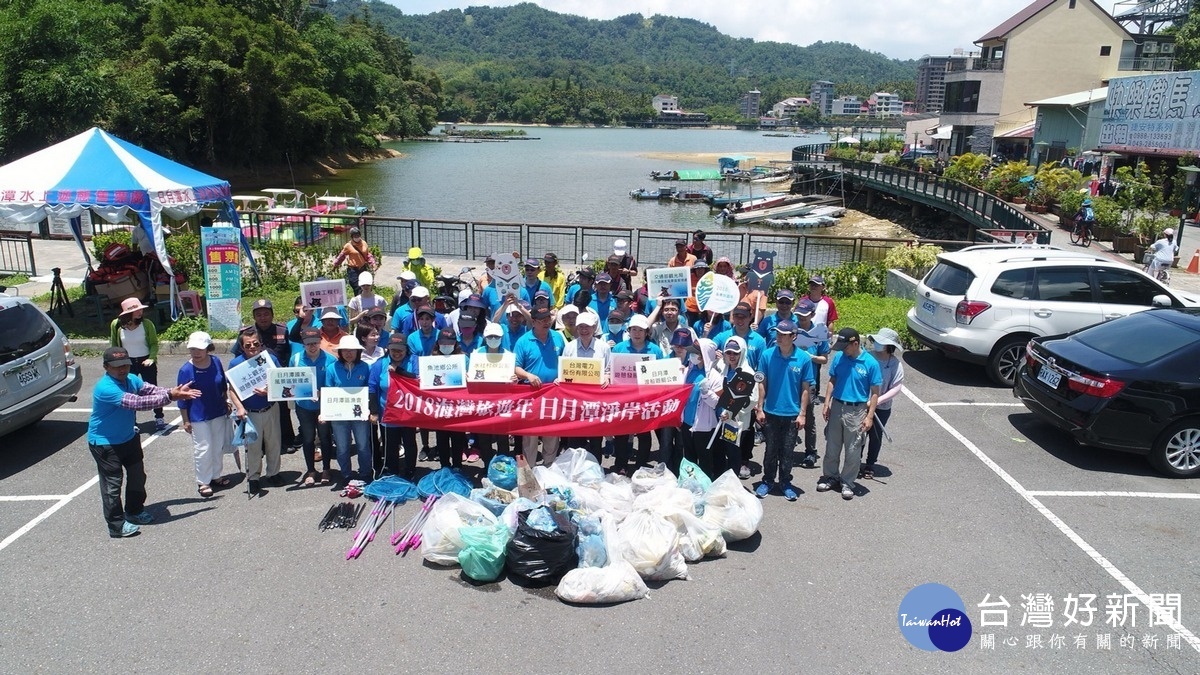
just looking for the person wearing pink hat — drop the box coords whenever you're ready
[109,297,164,431]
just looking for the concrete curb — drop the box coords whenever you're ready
[71,339,240,354]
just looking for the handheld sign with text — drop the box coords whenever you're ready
[559,356,603,384]
[300,279,347,310]
[636,357,684,385]
[320,386,369,421]
[227,354,271,400]
[611,352,655,385]
[747,250,776,292]
[646,267,691,300]
[419,354,466,390]
[467,352,516,383]
[268,367,317,401]
[696,271,740,314]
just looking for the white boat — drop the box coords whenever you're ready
[764,215,836,228]
[261,188,305,208]
[728,196,831,224]
[315,195,369,215]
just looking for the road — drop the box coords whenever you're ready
[0,352,1197,673]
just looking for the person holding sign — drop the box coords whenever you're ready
[720,336,760,479]
[713,302,766,371]
[647,298,696,355]
[681,338,725,480]
[229,330,283,494]
[291,328,335,487]
[177,332,233,498]
[611,315,662,474]
[513,306,566,466]
[324,335,372,486]
[520,259,552,306]
[753,320,815,502]
[369,334,420,480]
[559,312,611,457]
[432,329,469,469]
[471,322,515,462]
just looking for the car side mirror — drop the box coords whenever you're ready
[1151,294,1172,308]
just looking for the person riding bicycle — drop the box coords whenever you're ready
[1148,228,1178,281]
[1073,198,1096,241]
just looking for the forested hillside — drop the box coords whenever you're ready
[0,0,440,166]
[329,1,918,124]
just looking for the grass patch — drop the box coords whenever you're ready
[834,294,917,350]
[0,273,31,286]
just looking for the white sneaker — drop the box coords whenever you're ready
[842,484,855,500]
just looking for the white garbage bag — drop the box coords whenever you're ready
[551,447,605,485]
[614,508,689,581]
[662,508,727,562]
[630,462,676,495]
[421,493,498,566]
[700,470,763,542]
[556,561,650,604]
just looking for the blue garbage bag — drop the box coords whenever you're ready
[231,413,258,447]
[487,455,518,490]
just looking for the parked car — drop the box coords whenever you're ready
[0,296,82,436]
[1014,308,1200,477]
[898,148,937,166]
[906,245,1199,386]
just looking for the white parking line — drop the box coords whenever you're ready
[904,386,1200,653]
[0,415,180,553]
[0,495,70,502]
[1028,490,1200,499]
[925,402,1026,407]
[49,408,96,414]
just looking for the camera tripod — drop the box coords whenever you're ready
[49,267,73,317]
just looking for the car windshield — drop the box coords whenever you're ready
[0,304,56,365]
[1073,313,1199,366]
[923,261,974,295]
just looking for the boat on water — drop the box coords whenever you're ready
[315,195,369,216]
[671,189,719,203]
[763,206,847,229]
[630,186,677,200]
[718,192,807,214]
[726,195,835,225]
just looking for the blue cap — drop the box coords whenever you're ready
[596,273,612,283]
[795,298,816,316]
[773,319,798,334]
[524,258,540,268]
[776,289,795,302]
[670,327,694,347]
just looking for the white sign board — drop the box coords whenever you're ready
[227,354,272,400]
[268,367,317,401]
[467,351,516,383]
[300,279,347,311]
[635,357,685,385]
[419,354,466,389]
[490,252,523,296]
[646,267,692,300]
[320,386,369,421]
[612,352,656,385]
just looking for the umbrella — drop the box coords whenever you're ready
[836,137,860,144]
[0,127,250,277]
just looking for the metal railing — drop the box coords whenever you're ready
[0,231,36,276]
[791,143,1052,243]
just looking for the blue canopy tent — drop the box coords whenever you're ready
[0,127,257,299]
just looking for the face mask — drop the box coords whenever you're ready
[438,344,455,355]
[689,353,702,367]
[485,337,502,349]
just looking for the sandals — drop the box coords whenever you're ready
[198,484,213,498]
[860,465,875,480]
[211,476,232,488]
[319,470,331,486]
[303,471,316,487]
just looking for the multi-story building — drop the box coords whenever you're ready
[810,80,836,117]
[652,95,679,113]
[869,92,904,118]
[831,96,864,117]
[939,0,1173,156]
[738,90,762,119]
[771,97,811,121]
[915,52,974,112]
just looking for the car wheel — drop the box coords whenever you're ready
[988,336,1027,387]
[1149,419,1200,478]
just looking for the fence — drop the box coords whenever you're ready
[0,231,36,276]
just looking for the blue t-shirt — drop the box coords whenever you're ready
[177,357,229,422]
[713,327,767,372]
[399,312,449,336]
[229,352,280,410]
[88,373,145,445]
[501,322,529,352]
[613,340,664,358]
[514,330,565,382]
[681,365,706,427]
[828,351,882,404]
[368,358,415,428]
[391,304,414,332]
[589,295,616,324]
[693,315,730,341]
[756,345,815,417]
[481,286,503,317]
[520,279,552,305]
[325,359,371,389]
[290,349,333,411]
[407,328,440,357]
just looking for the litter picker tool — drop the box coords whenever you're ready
[873,412,892,443]
[396,494,438,555]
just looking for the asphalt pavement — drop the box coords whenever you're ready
[1,351,1197,673]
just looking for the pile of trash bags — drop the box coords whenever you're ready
[419,450,763,604]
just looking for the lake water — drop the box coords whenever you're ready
[294,126,915,240]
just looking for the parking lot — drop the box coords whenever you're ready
[1,351,1197,673]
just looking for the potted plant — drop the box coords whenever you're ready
[984,160,1032,202]
[1057,189,1087,225]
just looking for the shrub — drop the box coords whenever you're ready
[769,261,887,300]
[249,239,337,289]
[881,153,900,167]
[943,153,991,189]
[834,294,918,351]
[1058,189,1087,217]
[883,244,943,278]
[983,161,1031,200]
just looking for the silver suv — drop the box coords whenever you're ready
[906,245,1199,385]
[0,296,82,435]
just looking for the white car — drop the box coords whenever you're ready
[906,245,1199,385]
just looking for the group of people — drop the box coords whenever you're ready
[86,236,905,538]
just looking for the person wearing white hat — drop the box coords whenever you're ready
[860,328,905,480]
[347,270,387,326]
[177,331,234,498]
[228,329,284,494]
[611,313,664,474]
[470,321,515,463]
[324,335,373,487]
[612,239,638,291]
[110,297,164,431]
[559,311,612,458]
[317,307,349,355]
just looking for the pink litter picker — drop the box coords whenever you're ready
[395,494,438,555]
[346,498,392,560]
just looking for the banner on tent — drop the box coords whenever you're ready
[382,378,690,435]
[201,226,242,333]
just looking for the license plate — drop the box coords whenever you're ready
[1036,366,1061,390]
[921,300,937,318]
[16,366,40,387]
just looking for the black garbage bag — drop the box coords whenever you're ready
[505,508,578,581]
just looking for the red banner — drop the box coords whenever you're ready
[382,377,691,436]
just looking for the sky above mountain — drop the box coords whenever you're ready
[390,0,1046,61]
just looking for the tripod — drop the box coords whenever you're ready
[49,267,73,318]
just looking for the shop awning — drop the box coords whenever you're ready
[995,122,1035,139]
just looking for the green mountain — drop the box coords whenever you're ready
[328,1,917,124]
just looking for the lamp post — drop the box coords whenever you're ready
[1175,166,1200,249]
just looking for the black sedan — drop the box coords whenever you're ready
[1014,308,1200,477]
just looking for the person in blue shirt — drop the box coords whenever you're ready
[657,327,694,473]
[89,346,200,538]
[753,319,815,502]
[431,329,470,469]
[390,285,425,332]
[611,314,663,474]
[603,309,628,347]
[757,289,797,348]
[819,328,882,501]
[229,330,283,494]
[406,306,440,357]
[324,335,373,486]
[397,288,450,334]
[714,301,767,371]
[457,314,483,354]
[514,306,565,466]
[564,268,595,312]
[178,331,233,499]
[519,258,552,304]
[589,273,616,324]
[369,333,419,479]
[290,328,335,486]
[693,309,730,342]
[719,336,760,480]
[471,322,516,463]
[793,298,832,468]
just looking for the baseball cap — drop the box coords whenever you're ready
[692,260,709,270]
[606,254,621,265]
[808,274,826,286]
[436,328,458,344]
[463,294,486,309]
[795,298,816,316]
[457,288,473,304]
[534,289,551,300]
[629,315,649,330]
[301,328,321,344]
[544,252,558,263]
[459,315,477,328]
[530,307,552,321]
[607,310,627,325]
[252,298,273,311]
[675,238,688,246]
[613,239,628,256]
[387,333,408,349]
[416,306,436,318]
[103,346,132,367]
[411,286,430,300]
[358,272,374,286]
[398,270,417,283]
[616,290,633,301]
[596,273,612,284]
[320,308,342,321]
[776,289,795,302]
[670,327,694,347]
[831,327,861,351]
[483,322,503,338]
[185,332,212,352]
[723,338,744,352]
[773,320,798,334]
[524,258,540,269]
[367,307,387,318]
[579,268,596,279]
[867,327,903,352]
[732,302,751,317]
[558,305,580,318]
[576,312,598,328]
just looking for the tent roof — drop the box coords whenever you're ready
[1025,87,1108,107]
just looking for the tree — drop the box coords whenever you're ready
[1175,3,1200,70]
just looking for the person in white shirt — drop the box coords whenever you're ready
[559,312,611,459]
[346,272,388,325]
[1147,228,1178,281]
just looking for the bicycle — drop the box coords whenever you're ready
[1143,255,1171,285]
[1069,219,1093,247]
